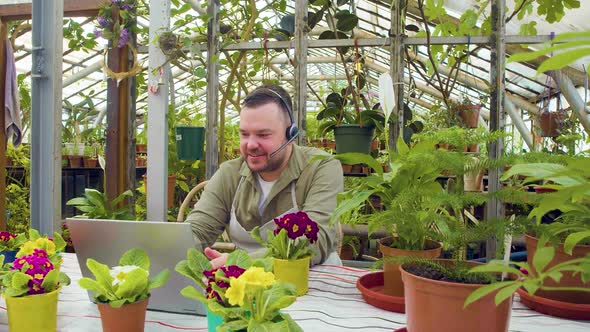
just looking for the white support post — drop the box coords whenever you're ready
[147,0,171,222]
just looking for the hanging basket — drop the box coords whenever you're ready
[537,110,566,137]
[453,104,481,128]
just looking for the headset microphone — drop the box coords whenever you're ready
[268,131,299,159]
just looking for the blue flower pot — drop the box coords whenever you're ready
[0,250,17,264]
[207,309,224,332]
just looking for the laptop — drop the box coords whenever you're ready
[66,218,206,316]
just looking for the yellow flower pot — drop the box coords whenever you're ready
[4,288,60,332]
[273,256,311,296]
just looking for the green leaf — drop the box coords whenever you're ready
[336,12,358,32]
[187,248,212,275]
[148,269,170,290]
[396,136,410,155]
[86,258,115,290]
[538,48,590,73]
[66,197,90,206]
[226,249,251,268]
[41,269,59,292]
[119,248,149,270]
[174,260,204,288]
[12,272,32,289]
[532,246,555,273]
[494,282,520,305]
[464,281,516,308]
[79,277,109,298]
[114,268,148,299]
[564,231,590,255]
[180,285,207,302]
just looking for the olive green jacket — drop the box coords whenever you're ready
[187,145,343,264]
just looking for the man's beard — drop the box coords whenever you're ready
[245,147,287,174]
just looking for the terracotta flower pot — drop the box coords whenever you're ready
[525,234,590,304]
[538,111,566,137]
[273,255,310,296]
[401,260,512,332]
[378,237,442,297]
[67,155,83,168]
[83,157,98,168]
[97,297,149,332]
[341,164,353,174]
[454,104,481,128]
[135,144,147,154]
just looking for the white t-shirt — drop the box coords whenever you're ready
[257,174,277,216]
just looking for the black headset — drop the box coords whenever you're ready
[264,88,299,141]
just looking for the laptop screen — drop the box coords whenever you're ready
[66,218,206,315]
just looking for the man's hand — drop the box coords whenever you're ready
[204,247,228,269]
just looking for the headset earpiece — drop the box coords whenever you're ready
[286,123,299,141]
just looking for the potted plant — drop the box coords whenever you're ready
[175,249,250,332]
[536,109,567,138]
[328,138,459,297]
[67,188,135,220]
[500,156,590,317]
[175,248,301,331]
[1,247,71,332]
[83,145,99,168]
[0,231,27,263]
[78,248,170,332]
[452,96,484,129]
[251,211,320,296]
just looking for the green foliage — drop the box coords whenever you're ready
[78,248,170,308]
[464,243,590,308]
[535,0,581,23]
[67,189,134,220]
[63,93,99,145]
[63,19,97,52]
[6,144,31,234]
[327,138,465,250]
[251,228,314,260]
[508,31,590,77]
[2,268,71,298]
[501,157,590,253]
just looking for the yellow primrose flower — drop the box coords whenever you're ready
[35,238,56,256]
[17,238,57,257]
[239,267,275,288]
[225,276,246,306]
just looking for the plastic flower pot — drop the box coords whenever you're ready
[273,255,311,296]
[207,309,224,332]
[0,249,17,264]
[333,125,374,154]
[97,297,149,332]
[175,126,205,160]
[5,288,60,332]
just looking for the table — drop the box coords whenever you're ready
[0,254,588,332]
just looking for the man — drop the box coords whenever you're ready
[187,84,343,267]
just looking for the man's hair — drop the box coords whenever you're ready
[242,84,293,125]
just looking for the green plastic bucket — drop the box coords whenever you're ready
[334,125,375,154]
[175,126,205,160]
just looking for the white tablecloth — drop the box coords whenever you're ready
[0,253,588,332]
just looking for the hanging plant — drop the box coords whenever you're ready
[94,0,142,82]
[93,0,137,49]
